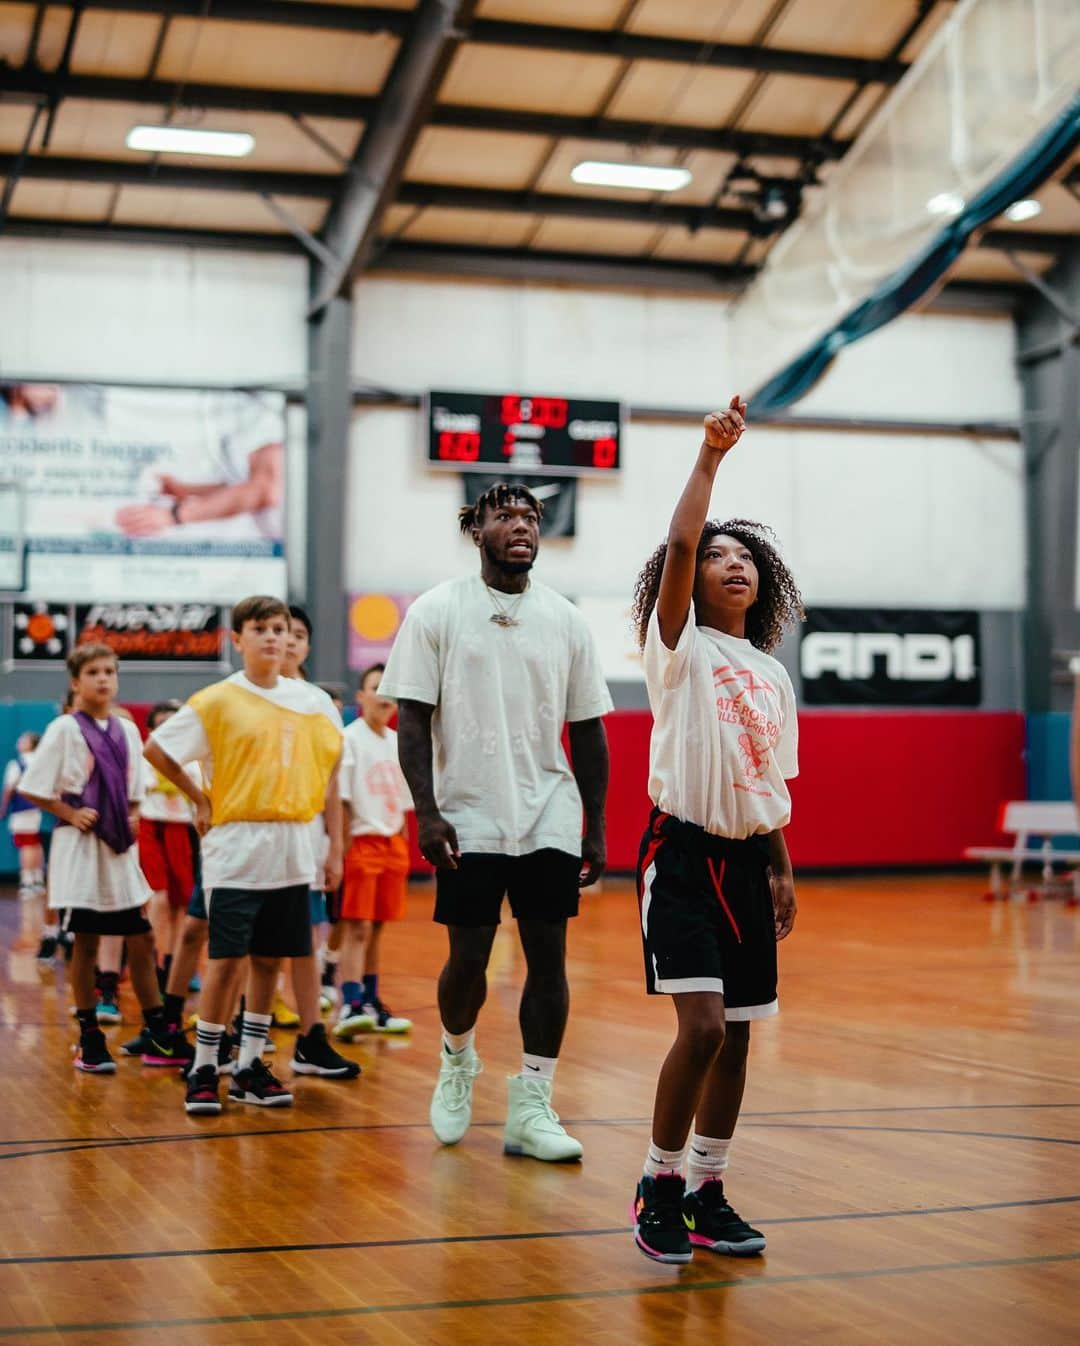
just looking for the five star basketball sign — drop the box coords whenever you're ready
[11,602,69,661]
[425,390,622,477]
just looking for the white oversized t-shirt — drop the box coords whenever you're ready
[19,714,150,911]
[150,674,343,891]
[341,720,413,837]
[379,575,613,856]
[645,603,798,838]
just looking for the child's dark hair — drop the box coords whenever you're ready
[358,662,385,691]
[67,642,117,678]
[231,595,289,632]
[458,483,545,535]
[288,604,312,639]
[148,699,182,731]
[631,518,804,654]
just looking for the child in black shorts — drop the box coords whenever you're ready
[628,398,803,1264]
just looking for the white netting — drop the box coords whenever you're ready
[730,0,1080,403]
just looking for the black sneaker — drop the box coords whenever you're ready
[142,1026,196,1069]
[631,1174,692,1264]
[120,1026,153,1057]
[74,1029,116,1074]
[229,1057,294,1107]
[292,1023,361,1078]
[184,1064,222,1115]
[683,1179,766,1256]
[36,935,58,964]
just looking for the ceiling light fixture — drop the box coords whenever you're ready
[1004,198,1042,222]
[570,160,692,192]
[126,125,256,158]
[926,190,965,218]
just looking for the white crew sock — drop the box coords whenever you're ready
[237,1011,273,1070]
[686,1134,733,1191]
[194,1019,225,1073]
[520,1052,557,1081]
[442,1027,474,1056]
[643,1141,686,1179]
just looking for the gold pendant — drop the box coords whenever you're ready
[489,613,518,627]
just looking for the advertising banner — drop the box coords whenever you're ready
[0,382,286,602]
[800,608,981,706]
[74,603,228,665]
[348,592,416,672]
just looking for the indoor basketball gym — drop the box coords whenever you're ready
[0,2,1078,1343]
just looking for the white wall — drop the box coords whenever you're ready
[348,275,1025,608]
[0,238,307,384]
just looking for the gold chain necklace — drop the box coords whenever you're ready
[485,580,530,627]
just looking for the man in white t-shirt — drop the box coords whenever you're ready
[380,482,612,1163]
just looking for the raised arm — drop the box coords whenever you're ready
[568,717,609,887]
[397,698,459,870]
[656,396,747,650]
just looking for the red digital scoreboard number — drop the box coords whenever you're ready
[428,391,621,477]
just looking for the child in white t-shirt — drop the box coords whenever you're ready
[334,663,414,1038]
[627,400,804,1266]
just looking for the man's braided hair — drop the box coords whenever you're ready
[631,518,804,654]
[458,482,545,534]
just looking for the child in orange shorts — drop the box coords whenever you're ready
[334,664,414,1037]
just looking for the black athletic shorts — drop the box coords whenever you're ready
[636,808,778,1019]
[63,906,152,937]
[206,884,313,959]
[434,849,581,927]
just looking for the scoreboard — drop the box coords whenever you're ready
[425,390,622,477]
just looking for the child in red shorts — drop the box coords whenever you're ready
[334,664,414,1037]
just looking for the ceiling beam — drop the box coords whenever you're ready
[0,216,303,252]
[59,3,908,83]
[978,229,1076,256]
[308,0,476,316]
[0,66,848,163]
[395,182,762,233]
[0,152,338,197]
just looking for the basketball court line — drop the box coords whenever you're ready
[0,1193,1076,1268]
[2,1250,1078,1337]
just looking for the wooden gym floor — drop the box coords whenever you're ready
[0,873,1078,1345]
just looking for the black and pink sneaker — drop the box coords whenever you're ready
[184,1064,222,1115]
[631,1174,692,1264]
[74,1029,116,1074]
[229,1058,293,1108]
[682,1180,766,1255]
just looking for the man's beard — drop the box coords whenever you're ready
[483,541,534,575]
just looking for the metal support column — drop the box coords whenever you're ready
[304,284,352,683]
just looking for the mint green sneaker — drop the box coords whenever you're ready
[430,1045,482,1145]
[503,1075,583,1162]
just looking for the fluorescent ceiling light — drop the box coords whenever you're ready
[571,160,692,192]
[926,190,965,218]
[1004,198,1042,222]
[126,125,255,158]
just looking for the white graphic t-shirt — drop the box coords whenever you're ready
[341,720,413,837]
[379,575,613,857]
[644,603,798,838]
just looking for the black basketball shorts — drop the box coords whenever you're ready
[636,807,778,1019]
[434,849,581,927]
[63,905,153,937]
[205,884,313,960]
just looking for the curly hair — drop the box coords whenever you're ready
[458,482,545,534]
[631,518,804,654]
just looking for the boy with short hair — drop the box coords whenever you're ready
[334,663,414,1038]
[19,645,185,1074]
[146,596,350,1115]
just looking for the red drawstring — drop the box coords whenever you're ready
[706,856,742,943]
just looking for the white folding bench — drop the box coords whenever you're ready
[966,800,1080,903]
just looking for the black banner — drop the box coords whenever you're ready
[800,609,981,706]
[73,602,226,664]
[10,602,71,662]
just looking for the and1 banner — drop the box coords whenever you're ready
[0,382,286,602]
[800,609,981,706]
[74,603,227,665]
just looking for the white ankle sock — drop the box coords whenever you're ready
[686,1134,732,1190]
[442,1027,474,1055]
[520,1052,557,1081]
[238,1011,273,1070]
[643,1141,686,1179]
[194,1019,225,1073]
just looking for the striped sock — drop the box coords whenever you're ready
[194,1019,225,1073]
[237,1011,273,1071]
